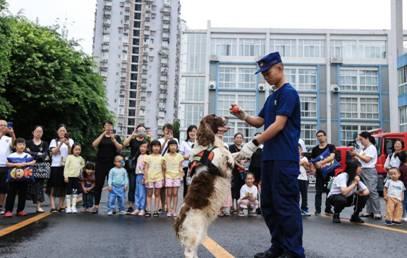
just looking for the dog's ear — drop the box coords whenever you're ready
[197,118,215,146]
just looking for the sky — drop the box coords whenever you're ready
[8,0,407,55]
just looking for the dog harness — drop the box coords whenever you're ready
[188,146,220,178]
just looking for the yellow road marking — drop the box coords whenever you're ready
[202,237,235,258]
[0,212,51,238]
[322,215,407,234]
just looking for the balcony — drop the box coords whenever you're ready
[161,6,171,14]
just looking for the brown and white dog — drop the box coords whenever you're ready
[174,114,234,258]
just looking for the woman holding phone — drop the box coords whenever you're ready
[92,121,122,214]
[48,124,74,212]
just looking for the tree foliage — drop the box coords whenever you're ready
[0,14,111,158]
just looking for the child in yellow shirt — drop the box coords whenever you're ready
[163,140,184,217]
[144,140,165,217]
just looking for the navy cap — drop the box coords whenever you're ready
[255,52,282,74]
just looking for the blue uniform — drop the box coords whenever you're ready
[258,83,305,257]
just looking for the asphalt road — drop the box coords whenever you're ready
[0,188,406,258]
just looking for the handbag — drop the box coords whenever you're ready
[33,162,51,179]
[311,148,341,178]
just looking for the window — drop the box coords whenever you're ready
[399,66,407,96]
[223,121,257,145]
[341,125,358,146]
[340,97,358,119]
[133,38,139,45]
[360,98,379,119]
[129,91,137,99]
[271,39,296,57]
[135,13,141,20]
[211,38,237,56]
[400,106,407,132]
[128,109,135,116]
[131,56,139,63]
[218,67,235,89]
[129,100,136,107]
[135,4,141,11]
[339,68,378,92]
[130,73,137,81]
[300,96,317,118]
[239,39,265,56]
[218,66,257,90]
[301,123,317,149]
[185,33,207,73]
[130,82,137,89]
[183,77,205,101]
[298,40,325,57]
[359,40,386,59]
[331,40,385,59]
[285,67,317,91]
[128,118,135,126]
[340,96,379,120]
[183,104,204,128]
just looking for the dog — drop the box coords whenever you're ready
[174,114,234,258]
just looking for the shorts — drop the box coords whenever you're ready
[0,167,8,194]
[145,180,163,189]
[165,178,181,188]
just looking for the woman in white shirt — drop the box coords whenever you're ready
[384,139,403,172]
[47,125,74,213]
[179,125,197,197]
[351,131,381,219]
[328,159,369,223]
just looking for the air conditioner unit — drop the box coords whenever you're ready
[331,84,340,93]
[209,81,216,91]
[330,57,343,64]
[258,84,266,92]
[209,55,219,62]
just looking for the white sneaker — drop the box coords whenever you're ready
[65,208,72,214]
[107,211,113,216]
[71,207,78,214]
[119,210,127,215]
[402,216,407,222]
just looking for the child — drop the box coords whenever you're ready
[80,162,96,213]
[163,140,184,217]
[384,168,406,225]
[4,138,36,217]
[144,140,165,217]
[238,173,259,217]
[107,155,129,216]
[298,145,311,216]
[131,141,148,216]
[63,144,85,214]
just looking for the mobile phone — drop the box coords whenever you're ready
[7,121,13,129]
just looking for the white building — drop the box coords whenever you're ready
[179,23,407,148]
[93,0,181,136]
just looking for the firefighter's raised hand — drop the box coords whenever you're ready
[230,104,248,121]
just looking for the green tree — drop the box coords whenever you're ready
[0,0,13,116]
[2,17,111,158]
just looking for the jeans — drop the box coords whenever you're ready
[83,192,94,209]
[127,170,136,203]
[108,185,125,212]
[404,191,407,217]
[315,173,332,213]
[135,174,146,210]
[298,179,308,211]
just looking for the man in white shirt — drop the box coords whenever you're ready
[0,119,16,215]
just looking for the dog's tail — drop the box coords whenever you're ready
[174,204,191,239]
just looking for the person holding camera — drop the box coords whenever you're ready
[47,124,74,213]
[0,119,16,215]
[123,124,148,213]
[92,121,122,214]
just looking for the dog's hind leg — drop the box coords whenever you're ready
[181,210,208,258]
